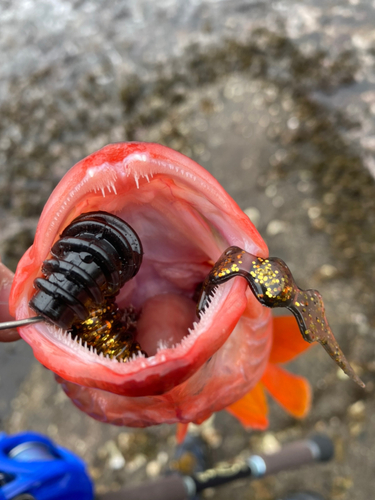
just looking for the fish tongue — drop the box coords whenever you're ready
[136,293,197,356]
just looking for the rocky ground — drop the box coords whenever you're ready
[1,1,375,499]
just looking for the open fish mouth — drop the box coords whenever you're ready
[11,143,269,397]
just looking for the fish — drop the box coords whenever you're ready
[9,142,312,431]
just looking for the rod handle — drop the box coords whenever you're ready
[249,435,334,478]
[97,473,189,500]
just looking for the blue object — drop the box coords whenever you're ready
[0,431,94,500]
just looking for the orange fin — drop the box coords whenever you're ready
[261,363,311,418]
[226,383,269,429]
[176,423,189,444]
[270,315,312,364]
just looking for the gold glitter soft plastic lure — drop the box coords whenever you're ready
[70,300,144,361]
[197,246,364,388]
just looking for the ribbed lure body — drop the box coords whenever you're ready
[29,211,144,361]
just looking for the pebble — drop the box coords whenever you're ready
[126,454,147,472]
[146,459,161,478]
[243,207,260,227]
[258,432,281,454]
[109,453,126,470]
[318,264,339,279]
[348,400,366,419]
[266,219,288,236]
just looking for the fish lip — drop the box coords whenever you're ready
[10,142,267,396]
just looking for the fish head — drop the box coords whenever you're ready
[9,142,273,426]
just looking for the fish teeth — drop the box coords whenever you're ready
[180,333,194,348]
[47,279,229,368]
[178,285,226,350]
[156,340,167,351]
[134,174,140,189]
[197,286,222,323]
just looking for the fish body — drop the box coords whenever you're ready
[9,143,310,427]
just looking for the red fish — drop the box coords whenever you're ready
[9,143,311,431]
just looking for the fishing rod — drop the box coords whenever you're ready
[99,434,333,500]
[0,432,333,499]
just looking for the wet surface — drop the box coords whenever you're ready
[1,1,375,499]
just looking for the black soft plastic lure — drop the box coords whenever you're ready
[29,211,145,361]
[197,246,364,388]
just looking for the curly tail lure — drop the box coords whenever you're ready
[197,246,364,388]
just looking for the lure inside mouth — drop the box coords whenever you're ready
[21,149,263,370]
[10,143,268,397]
[30,196,217,360]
